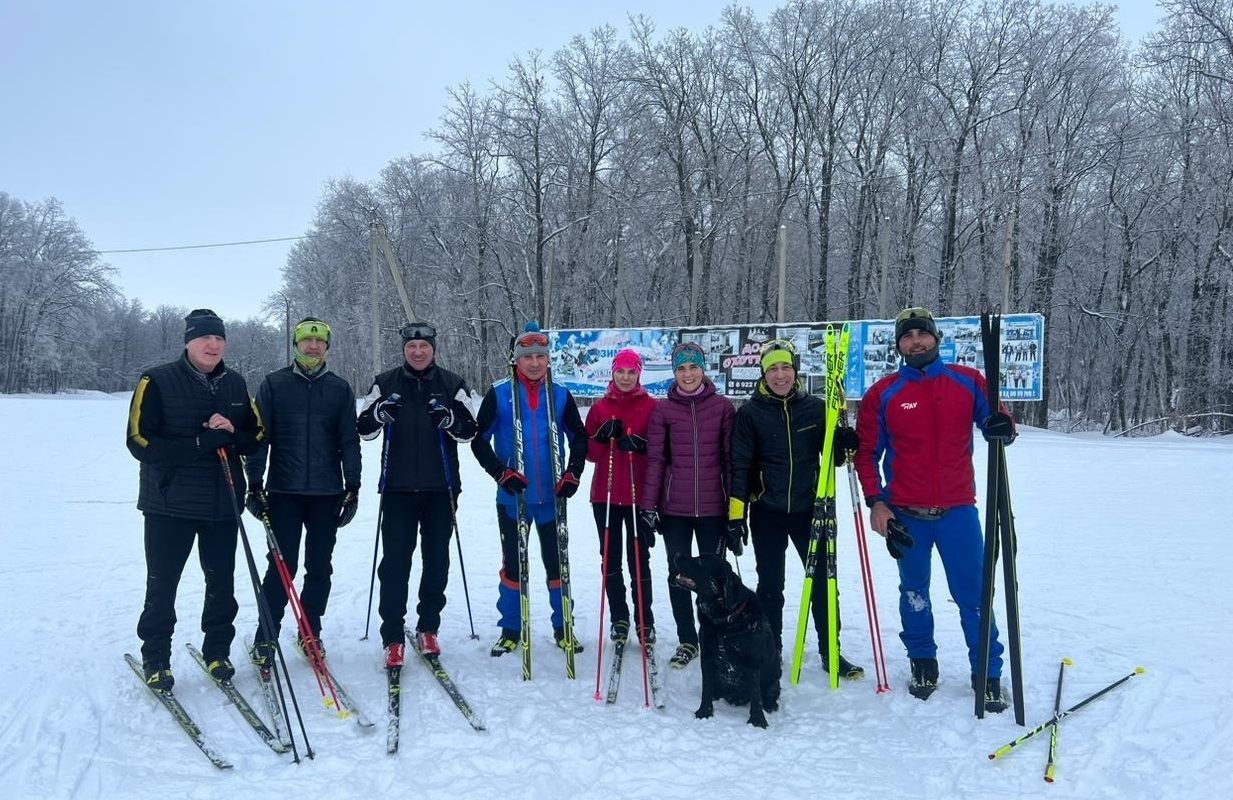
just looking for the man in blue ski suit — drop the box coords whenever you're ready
[471,324,589,657]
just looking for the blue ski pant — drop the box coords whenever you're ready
[495,502,566,632]
[893,504,1003,678]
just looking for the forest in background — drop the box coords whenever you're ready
[2,0,1230,434]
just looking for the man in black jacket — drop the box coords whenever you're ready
[727,339,864,679]
[126,309,264,690]
[244,317,362,662]
[357,322,477,669]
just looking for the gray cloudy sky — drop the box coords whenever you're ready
[0,1,1164,322]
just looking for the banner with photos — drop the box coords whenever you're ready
[548,313,1044,401]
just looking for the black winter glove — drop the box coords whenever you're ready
[337,488,359,528]
[982,411,1017,445]
[832,426,859,466]
[594,418,623,444]
[724,518,748,557]
[374,394,402,425]
[554,471,580,498]
[885,518,915,560]
[197,428,232,452]
[617,433,647,454]
[498,468,528,495]
[427,397,454,430]
[638,516,657,549]
[245,486,268,520]
[638,509,659,537]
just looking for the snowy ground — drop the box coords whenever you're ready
[0,392,1229,800]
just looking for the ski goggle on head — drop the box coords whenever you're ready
[759,339,799,373]
[894,306,940,344]
[400,322,437,344]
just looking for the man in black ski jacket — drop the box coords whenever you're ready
[244,317,362,663]
[357,322,477,669]
[126,309,263,690]
[727,339,864,679]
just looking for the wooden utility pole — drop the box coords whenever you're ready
[1001,206,1017,312]
[878,216,891,319]
[776,223,787,323]
[369,224,380,378]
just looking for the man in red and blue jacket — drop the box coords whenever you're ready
[855,307,1017,708]
[472,323,588,658]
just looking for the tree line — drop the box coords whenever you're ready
[2,0,1230,434]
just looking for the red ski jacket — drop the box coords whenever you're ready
[855,359,1009,509]
[585,382,657,507]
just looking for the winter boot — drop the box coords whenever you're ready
[669,642,699,669]
[415,631,440,657]
[490,629,519,657]
[206,657,235,681]
[384,643,405,670]
[554,627,585,654]
[821,653,866,681]
[639,625,657,647]
[609,620,630,643]
[973,675,1009,713]
[143,662,174,692]
[908,657,939,700]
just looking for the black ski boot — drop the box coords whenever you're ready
[821,653,866,680]
[973,675,1009,713]
[908,657,938,700]
[554,627,585,654]
[490,629,519,657]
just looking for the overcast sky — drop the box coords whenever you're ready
[0,1,1165,323]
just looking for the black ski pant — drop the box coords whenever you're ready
[253,492,341,644]
[591,502,655,631]
[659,513,724,646]
[137,513,238,667]
[750,504,842,653]
[379,491,453,646]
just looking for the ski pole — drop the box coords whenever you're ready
[216,448,313,761]
[629,444,651,708]
[989,666,1145,760]
[594,435,616,701]
[1045,658,1072,782]
[848,459,890,693]
[362,412,395,641]
[228,453,344,716]
[437,429,478,639]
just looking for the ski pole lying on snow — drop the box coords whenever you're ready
[1044,657,1072,782]
[988,666,1145,761]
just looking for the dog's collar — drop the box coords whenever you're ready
[723,598,750,625]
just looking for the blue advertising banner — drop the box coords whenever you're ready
[547,313,1044,401]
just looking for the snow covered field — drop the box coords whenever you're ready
[1,391,1229,800]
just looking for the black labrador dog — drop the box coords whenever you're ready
[672,553,781,728]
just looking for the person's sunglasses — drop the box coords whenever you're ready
[400,322,437,340]
[760,338,797,356]
[895,307,933,324]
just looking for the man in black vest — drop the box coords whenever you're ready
[244,317,362,663]
[126,309,264,690]
[357,322,477,669]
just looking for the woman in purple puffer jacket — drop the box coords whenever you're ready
[639,341,736,668]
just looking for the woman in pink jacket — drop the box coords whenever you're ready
[585,349,659,647]
[639,341,736,668]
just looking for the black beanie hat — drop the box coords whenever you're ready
[894,307,939,346]
[184,309,226,344]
